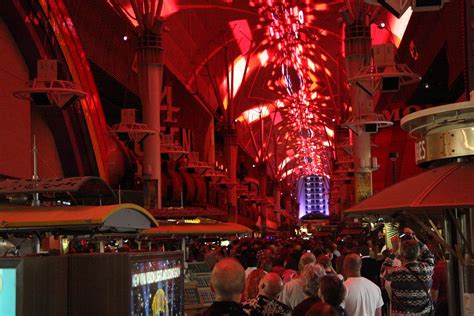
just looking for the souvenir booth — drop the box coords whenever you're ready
[142,219,252,315]
[0,203,184,316]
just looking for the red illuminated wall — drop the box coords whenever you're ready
[0,17,63,179]
[372,123,420,194]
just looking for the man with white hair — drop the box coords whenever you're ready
[292,263,327,316]
[280,252,317,309]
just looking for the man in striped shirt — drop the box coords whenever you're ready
[381,228,435,316]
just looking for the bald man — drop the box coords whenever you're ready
[341,253,383,316]
[242,272,291,316]
[201,258,247,316]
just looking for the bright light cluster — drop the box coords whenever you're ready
[251,0,336,179]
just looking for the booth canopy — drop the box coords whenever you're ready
[345,160,474,217]
[142,222,252,236]
[0,203,157,233]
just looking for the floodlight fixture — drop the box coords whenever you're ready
[348,44,420,96]
[14,59,87,108]
[341,113,393,135]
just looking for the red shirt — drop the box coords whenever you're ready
[432,260,448,303]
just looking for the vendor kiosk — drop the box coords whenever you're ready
[0,203,185,316]
[0,256,68,316]
[142,219,252,315]
[68,251,184,316]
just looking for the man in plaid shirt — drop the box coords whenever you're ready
[381,228,435,316]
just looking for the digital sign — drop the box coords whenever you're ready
[131,257,183,316]
[0,268,16,316]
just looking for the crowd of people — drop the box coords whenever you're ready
[193,226,447,316]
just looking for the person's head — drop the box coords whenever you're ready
[317,254,332,269]
[305,302,339,316]
[302,263,326,297]
[319,274,346,307]
[257,249,272,271]
[313,247,325,257]
[299,252,317,272]
[401,239,420,262]
[359,245,370,257]
[247,254,258,268]
[244,268,266,301]
[258,272,284,299]
[210,258,245,302]
[343,253,362,278]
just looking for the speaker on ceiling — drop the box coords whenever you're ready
[364,123,379,133]
[381,76,400,92]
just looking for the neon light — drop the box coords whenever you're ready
[229,20,253,54]
[298,10,304,24]
[222,55,247,110]
[258,50,269,66]
[238,105,271,123]
[315,4,329,11]
[390,7,413,47]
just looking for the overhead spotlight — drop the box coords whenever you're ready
[378,22,386,29]
[339,6,355,25]
[123,35,128,41]
[376,0,412,18]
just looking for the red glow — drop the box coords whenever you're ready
[229,20,253,54]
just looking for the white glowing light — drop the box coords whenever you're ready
[298,10,304,24]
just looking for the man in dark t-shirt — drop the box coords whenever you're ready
[200,258,247,316]
[242,272,291,316]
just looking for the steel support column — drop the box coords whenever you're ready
[138,30,164,209]
[224,129,238,220]
[344,21,374,203]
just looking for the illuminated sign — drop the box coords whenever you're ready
[131,257,183,315]
[131,267,181,287]
[415,139,427,164]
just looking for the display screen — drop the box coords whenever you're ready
[130,256,183,316]
[0,268,16,316]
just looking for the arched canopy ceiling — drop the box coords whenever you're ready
[162,0,345,180]
[108,0,413,182]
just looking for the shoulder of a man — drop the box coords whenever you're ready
[267,299,292,314]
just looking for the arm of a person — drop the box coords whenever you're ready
[431,289,439,302]
[375,307,382,316]
[380,253,396,277]
[384,280,392,300]
[417,240,435,267]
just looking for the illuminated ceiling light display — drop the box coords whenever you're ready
[250,0,337,179]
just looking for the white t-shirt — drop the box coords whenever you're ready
[342,277,384,316]
[280,277,305,309]
[245,267,258,280]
